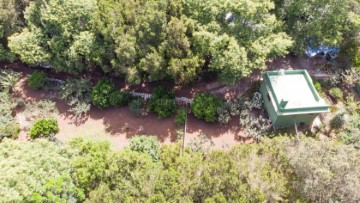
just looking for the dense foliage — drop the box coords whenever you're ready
[148,87,176,118]
[275,0,360,53]
[0,91,19,139]
[91,78,116,108]
[109,90,131,107]
[5,0,297,84]
[0,139,76,202]
[129,135,160,161]
[0,0,28,61]
[1,132,360,202]
[191,93,222,122]
[28,71,47,89]
[29,118,59,139]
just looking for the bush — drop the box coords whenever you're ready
[60,78,92,115]
[29,118,59,139]
[28,71,47,89]
[330,113,346,130]
[251,92,263,109]
[129,135,160,161]
[217,104,231,124]
[355,81,360,94]
[314,81,326,97]
[109,90,131,107]
[129,98,143,116]
[91,78,116,108]
[175,108,187,126]
[191,93,222,123]
[0,70,22,92]
[148,87,176,118]
[24,100,59,122]
[329,87,343,101]
[0,122,20,140]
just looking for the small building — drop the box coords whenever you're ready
[260,69,329,128]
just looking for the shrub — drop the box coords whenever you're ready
[217,104,231,124]
[191,93,222,123]
[148,87,176,118]
[0,70,22,92]
[129,135,160,161]
[330,113,346,130]
[251,92,263,109]
[329,87,343,101]
[109,90,131,107]
[240,106,271,141]
[0,122,20,140]
[60,78,92,115]
[24,100,59,121]
[129,98,143,116]
[356,81,360,94]
[91,78,116,108]
[175,108,187,126]
[314,81,326,97]
[29,118,59,139]
[28,71,47,89]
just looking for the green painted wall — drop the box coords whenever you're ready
[261,80,278,122]
[274,114,318,128]
[261,79,321,129]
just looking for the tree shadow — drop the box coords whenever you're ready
[86,107,179,143]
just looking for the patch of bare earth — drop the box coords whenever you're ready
[13,75,248,150]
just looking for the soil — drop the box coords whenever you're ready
[4,55,332,150]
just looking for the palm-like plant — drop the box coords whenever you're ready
[0,70,22,93]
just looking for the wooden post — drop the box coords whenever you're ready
[294,121,300,143]
[181,103,187,156]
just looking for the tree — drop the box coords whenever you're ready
[286,138,360,202]
[9,0,99,72]
[275,0,360,53]
[185,0,293,83]
[0,0,29,61]
[129,135,161,161]
[32,175,85,203]
[0,139,76,202]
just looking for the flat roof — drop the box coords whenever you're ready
[263,70,329,115]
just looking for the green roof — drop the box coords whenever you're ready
[263,69,329,115]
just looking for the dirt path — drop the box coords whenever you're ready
[13,76,248,150]
[6,54,327,150]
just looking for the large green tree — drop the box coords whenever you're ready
[275,0,360,53]
[185,0,293,83]
[0,0,28,61]
[0,139,77,202]
[9,0,100,72]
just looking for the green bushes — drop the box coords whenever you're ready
[314,81,325,97]
[129,135,160,161]
[60,78,92,115]
[91,78,131,108]
[330,113,346,130]
[129,98,143,116]
[175,108,187,126]
[109,90,131,107]
[329,87,343,101]
[148,87,176,118]
[355,81,360,94]
[29,118,59,139]
[91,79,116,108]
[28,71,47,89]
[191,93,222,122]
